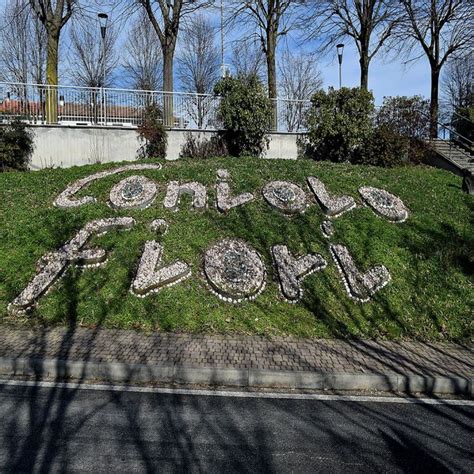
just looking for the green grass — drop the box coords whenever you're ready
[0,157,472,341]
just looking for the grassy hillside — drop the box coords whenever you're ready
[0,157,472,341]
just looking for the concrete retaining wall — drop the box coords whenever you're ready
[28,126,300,169]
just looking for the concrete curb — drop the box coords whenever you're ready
[0,356,472,396]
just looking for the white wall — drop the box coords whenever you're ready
[28,126,300,169]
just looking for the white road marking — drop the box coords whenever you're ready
[0,379,472,405]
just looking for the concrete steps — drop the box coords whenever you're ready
[429,139,473,175]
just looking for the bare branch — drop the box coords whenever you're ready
[67,15,118,88]
[0,0,46,84]
[176,14,220,94]
[300,1,402,90]
[442,53,473,110]
[122,10,163,90]
[396,0,474,136]
[230,39,266,81]
[227,0,304,99]
[137,0,213,92]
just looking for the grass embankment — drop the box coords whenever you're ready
[0,158,472,341]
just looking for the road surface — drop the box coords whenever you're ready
[0,381,472,473]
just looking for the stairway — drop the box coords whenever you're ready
[429,138,474,175]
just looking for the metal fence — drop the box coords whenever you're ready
[0,82,311,133]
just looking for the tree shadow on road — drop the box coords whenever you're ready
[1,368,473,472]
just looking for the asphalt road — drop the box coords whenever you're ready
[0,381,472,473]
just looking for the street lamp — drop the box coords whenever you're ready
[98,13,108,125]
[98,13,108,41]
[336,43,344,89]
[98,13,108,87]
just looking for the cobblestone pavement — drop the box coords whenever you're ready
[0,327,472,377]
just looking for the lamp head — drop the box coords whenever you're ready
[336,43,344,64]
[98,13,108,39]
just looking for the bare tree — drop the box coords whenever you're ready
[29,10,47,86]
[302,1,400,90]
[398,0,474,137]
[0,1,30,84]
[0,1,47,83]
[123,11,162,91]
[278,49,322,99]
[229,1,301,101]
[28,0,77,122]
[138,0,209,125]
[177,14,220,93]
[176,14,220,128]
[278,49,322,131]
[230,40,266,81]
[65,17,117,124]
[68,18,117,88]
[0,0,47,120]
[443,54,473,110]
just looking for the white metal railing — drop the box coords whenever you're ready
[0,82,311,133]
[275,98,312,133]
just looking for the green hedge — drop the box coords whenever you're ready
[214,75,272,157]
[0,121,34,171]
[305,87,374,163]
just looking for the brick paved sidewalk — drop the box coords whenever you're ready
[0,327,472,378]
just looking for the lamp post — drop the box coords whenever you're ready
[220,0,225,77]
[98,13,108,125]
[336,43,344,89]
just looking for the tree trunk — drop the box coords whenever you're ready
[430,67,440,138]
[360,51,369,90]
[359,25,370,91]
[162,45,175,127]
[266,31,277,130]
[45,30,60,124]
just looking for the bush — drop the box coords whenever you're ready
[305,87,375,162]
[0,121,34,171]
[179,132,228,159]
[137,104,168,159]
[375,95,430,163]
[214,75,272,157]
[376,96,430,139]
[353,125,410,167]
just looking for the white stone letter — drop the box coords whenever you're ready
[9,217,135,312]
[131,241,190,296]
[330,244,391,302]
[163,181,207,211]
[307,176,356,217]
[272,245,327,301]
